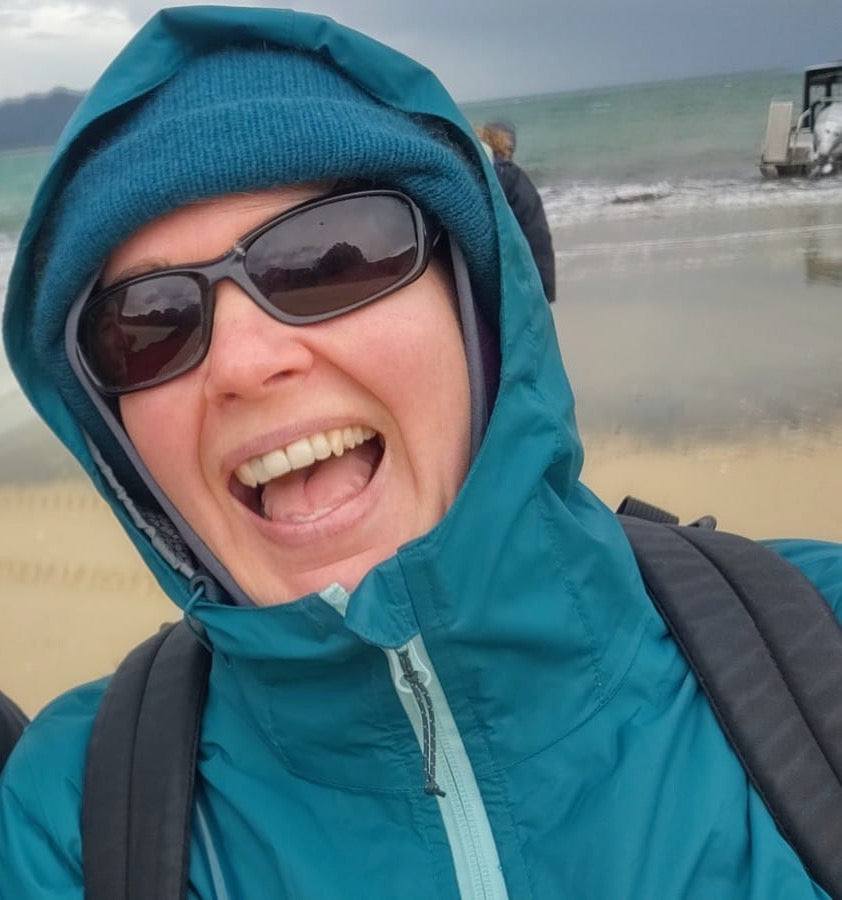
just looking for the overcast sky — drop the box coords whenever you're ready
[2,0,842,103]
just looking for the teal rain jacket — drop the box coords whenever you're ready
[2,7,842,898]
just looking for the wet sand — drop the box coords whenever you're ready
[2,199,841,717]
[554,202,842,442]
[555,199,842,538]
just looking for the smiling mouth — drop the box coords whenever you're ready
[232,426,385,523]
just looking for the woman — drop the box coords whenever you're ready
[1,6,840,898]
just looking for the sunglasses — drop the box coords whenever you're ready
[75,189,441,395]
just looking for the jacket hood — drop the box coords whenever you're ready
[3,5,648,690]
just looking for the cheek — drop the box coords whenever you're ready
[366,283,471,479]
[119,385,200,489]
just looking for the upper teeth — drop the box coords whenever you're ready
[235,426,376,488]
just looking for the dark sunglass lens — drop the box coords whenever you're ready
[245,195,420,318]
[81,274,205,390]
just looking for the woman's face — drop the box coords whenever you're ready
[112,186,472,605]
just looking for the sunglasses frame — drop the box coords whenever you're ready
[75,188,440,396]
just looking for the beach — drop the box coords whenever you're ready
[0,417,172,716]
[557,199,842,538]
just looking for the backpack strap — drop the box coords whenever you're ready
[0,690,29,771]
[83,620,211,900]
[616,495,679,525]
[620,516,842,898]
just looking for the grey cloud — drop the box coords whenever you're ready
[2,0,842,102]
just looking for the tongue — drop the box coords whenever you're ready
[261,440,380,522]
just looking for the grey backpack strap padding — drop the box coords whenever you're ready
[620,516,842,899]
[83,621,211,900]
[616,495,679,525]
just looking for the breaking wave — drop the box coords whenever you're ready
[542,175,842,227]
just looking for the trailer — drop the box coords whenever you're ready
[759,62,842,178]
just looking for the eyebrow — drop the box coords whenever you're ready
[101,181,342,289]
[102,258,178,289]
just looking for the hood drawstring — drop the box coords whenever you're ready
[397,649,446,797]
[183,576,214,653]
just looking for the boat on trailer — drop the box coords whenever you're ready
[759,62,842,178]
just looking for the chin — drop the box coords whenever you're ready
[249,551,390,607]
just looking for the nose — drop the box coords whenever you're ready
[202,280,315,400]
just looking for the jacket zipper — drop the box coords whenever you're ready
[385,639,509,900]
[317,585,508,899]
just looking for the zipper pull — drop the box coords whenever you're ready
[396,647,446,797]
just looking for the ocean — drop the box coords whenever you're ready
[2,69,842,439]
[463,69,842,220]
[468,69,842,442]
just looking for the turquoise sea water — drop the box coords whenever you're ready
[0,146,51,238]
[466,70,796,185]
[0,147,51,396]
[463,68,842,224]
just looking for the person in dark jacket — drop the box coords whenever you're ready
[479,121,556,303]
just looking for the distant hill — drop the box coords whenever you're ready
[0,89,84,151]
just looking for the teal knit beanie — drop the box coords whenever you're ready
[39,44,497,355]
